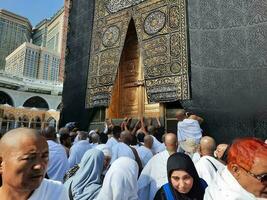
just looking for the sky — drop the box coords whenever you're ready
[0,0,64,27]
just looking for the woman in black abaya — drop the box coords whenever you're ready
[154,153,207,200]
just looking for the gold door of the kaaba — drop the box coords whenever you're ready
[107,20,161,118]
[86,0,190,120]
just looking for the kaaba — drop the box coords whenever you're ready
[60,0,267,143]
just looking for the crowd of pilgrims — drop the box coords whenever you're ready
[0,109,266,200]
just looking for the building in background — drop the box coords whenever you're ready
[32,19,49,47]
[5,42,39,79]
[0,7,64,82]
[0,104,60,134]
[32,8,64,82]
[5,42,60,81]
[58,0,70,82]
[45,8,64,54]
[32,8,64,54]
[0,7,66,134]
[38,47,60,81]
[0,70,62,134]
[0,9,32,70]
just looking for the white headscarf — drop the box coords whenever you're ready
[95,144,112,158]
[96,157,139,200]
[177,118,202,142]
[111,142,135,163]
[64,149,104,200]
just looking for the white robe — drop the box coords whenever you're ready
[177,118,202,143]
[95,144,112,158]
[204,168,258,200]
[151,135,166,154]
[29,178,69,200]
[47,140,69,182]
[106,137,118,149]
[137,150,170,200]
[192,152,201,164]
[195,155,225,185]
[68,140,92,168]
[90,143,98,148]
[96,157,139,200]
[111,142,135,163]
[136,146,153,167]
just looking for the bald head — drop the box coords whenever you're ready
[0,128,48,193]
[200,136,216,156]
[0,128,46,156]
[144,135,153,149]
[120,130,132,145]
[164,133,178,155]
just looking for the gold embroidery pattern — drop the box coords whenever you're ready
[86,0,190,108]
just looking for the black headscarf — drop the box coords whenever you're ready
[167,153,205,200]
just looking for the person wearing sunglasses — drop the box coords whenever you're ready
[204,137,267,200]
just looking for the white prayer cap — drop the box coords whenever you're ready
[95,144,112,158]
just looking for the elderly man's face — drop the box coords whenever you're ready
[237,157,267,198]
[1,136,48,191]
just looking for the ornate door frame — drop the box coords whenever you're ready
[86,0,190,111]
